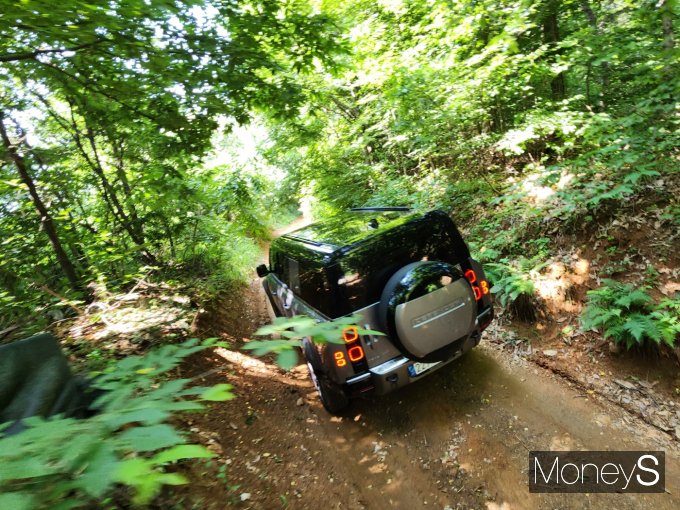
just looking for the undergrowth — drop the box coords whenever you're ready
[581,280,679,349]
[0,339,233,509]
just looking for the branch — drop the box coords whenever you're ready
[37,60,160,123]
[0,39,107,63]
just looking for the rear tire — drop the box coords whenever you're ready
[302,340,349,415]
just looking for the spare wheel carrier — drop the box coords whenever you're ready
[378,261,476,362]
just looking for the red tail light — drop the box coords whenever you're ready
[342,326,359,343]
[465,269,477,283]
[347,345,365,362]
[466,268,489,301]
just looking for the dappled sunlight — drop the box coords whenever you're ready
[213,346,313,389]
[532,255,591,313]
[518,171,575,204]
[61,287,195,354]
[486,502,514,510]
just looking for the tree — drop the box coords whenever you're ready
[0,114,82,292]
[0,0,344,307]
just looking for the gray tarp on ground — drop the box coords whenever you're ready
[0,333,95,436]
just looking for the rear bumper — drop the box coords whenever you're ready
[344,333,479,397]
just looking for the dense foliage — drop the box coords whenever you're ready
[0,339,233,509]
[0,2,678,506]
[0,0,343,333]
[263,0,678,231]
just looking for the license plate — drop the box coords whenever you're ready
[407,361,440,377]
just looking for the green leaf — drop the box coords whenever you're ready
[105,408,170,428]
[200,383,235,402]
[0,456,54,481]
[78,444,119,498]
[622,316,646,342]
[114,457,154,484]
[277,349,299,370]
[152,444,215,465]
[0,492,35,510]
[614,289,652,309]
[118,424,185,452]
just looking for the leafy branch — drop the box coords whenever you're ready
[243,315,384,370]
[0,338,234,509]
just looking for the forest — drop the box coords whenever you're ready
[0,0,678,508]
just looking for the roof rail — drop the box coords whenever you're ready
[349,206,411,212]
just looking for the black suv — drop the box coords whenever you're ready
[256,208,493,413]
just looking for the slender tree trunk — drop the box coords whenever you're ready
[0,114,82,292]
[660,0,675,50]
[84,127,146,245]
[51,98,155,264]
[543,0,566,101]
[580,0,610,111]
[112,140,144,236]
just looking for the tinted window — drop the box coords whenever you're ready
[298,261,332,313]
[335,218,465,314]
[287,257,300,293]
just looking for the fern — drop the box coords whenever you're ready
[485,254,550,311]
[614,289,652,308]
[581,280,679,349]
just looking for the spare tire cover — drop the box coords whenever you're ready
[379,261,476,361]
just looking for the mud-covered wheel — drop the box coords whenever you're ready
[379,261,476,363]
[302,339,349,414]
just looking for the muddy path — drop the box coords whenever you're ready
[181,236,680,510]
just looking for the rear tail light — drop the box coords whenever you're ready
[472,286,482,300]
[464,269,489,301]
[338,326,368,372]
[334,351,347,367]
[342,326,359,343]
[347,345,365,362]
[464,269,477,283]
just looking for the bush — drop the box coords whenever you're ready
[485,257,546,322]
[581,280,679,349]
[0,339,234,509]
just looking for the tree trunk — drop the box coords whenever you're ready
[84,127,146,246]
[660,0,675,51]
[543,0,566,101]
[580,0,610,111]
[112,140,144,237]
[0,115,82,293]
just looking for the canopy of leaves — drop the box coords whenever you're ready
[0,0,345,332]
[263,0,679,224]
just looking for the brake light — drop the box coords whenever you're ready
[342,326,359,343]
[347,345,365,362]
[334,352,347,367]
[339,324,368,371]
[464,269,477,283]
[465,268,489,300]
[473,286,482,300]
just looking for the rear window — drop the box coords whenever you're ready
[333,218,467,315]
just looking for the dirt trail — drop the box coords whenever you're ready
[181,236,680,510]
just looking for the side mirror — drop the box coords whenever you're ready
[256,264,270,278]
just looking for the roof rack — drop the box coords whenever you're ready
[349,207,411,212]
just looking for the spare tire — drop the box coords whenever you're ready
[379,261,476,362]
